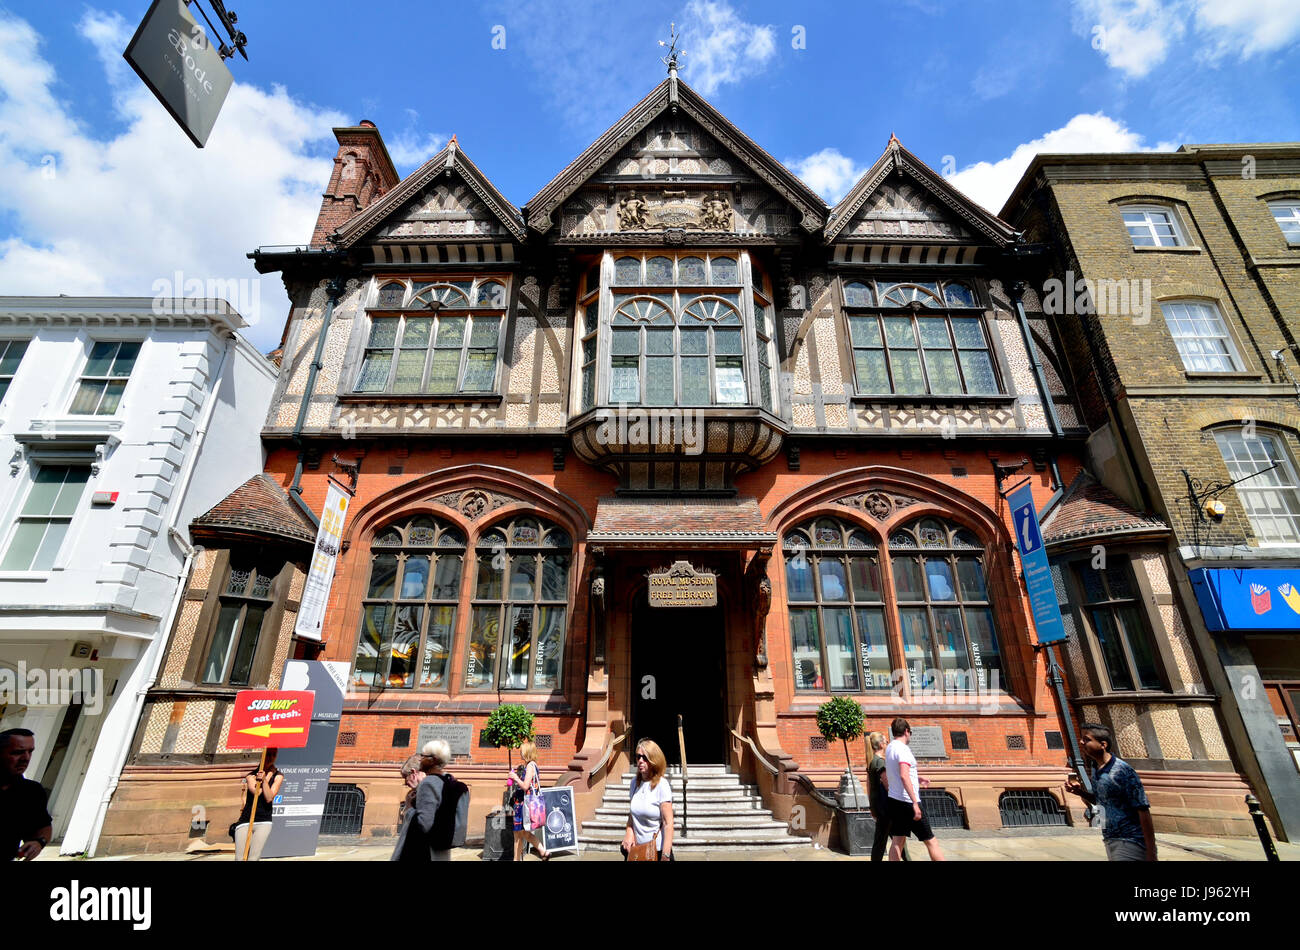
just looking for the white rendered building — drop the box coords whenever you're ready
[0,297,276,855]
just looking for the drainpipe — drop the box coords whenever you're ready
[1009,278,1064,495]
[287,278,346,528]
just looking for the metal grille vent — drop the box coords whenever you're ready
[919,789,965,829]
[999,790,1068,827]
[535,734,553,750]
[338,732,357,747]
[321,784,366,836]
[951,467,968,477]
[1006,734,1026,750]
[809,736,827,751]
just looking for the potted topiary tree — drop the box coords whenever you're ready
[480,703,535,861]
[816,696,873,855]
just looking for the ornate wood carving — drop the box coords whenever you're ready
[834,491,920,521]
[431,488,521,520]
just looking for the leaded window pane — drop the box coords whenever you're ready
[356,352,392,392]
[790,608,824,690]
[369,318,399,348]
[646,357,674,405]
[824,608,859,691]
[679,257,706,283]
[462,350,497,391]
[393,350,425,393]
[958,350,998,393]
[710,257,738,284]
[925,350,961,393]
[818,560,849,601]
[890,350,926,394]
[427,349,460,394]
[854,351,889,392]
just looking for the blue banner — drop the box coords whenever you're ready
[1189,568,1300,631]
[1007,483,1067,645]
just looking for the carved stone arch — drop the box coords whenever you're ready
[344,463,591,550]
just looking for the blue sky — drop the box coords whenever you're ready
[1,0,1297,352]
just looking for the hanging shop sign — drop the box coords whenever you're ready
[1007,482,1067,645]
[648,561,718,607]
[295,478,352,641]
[1189,568,1300,632]
[123,0,234,147]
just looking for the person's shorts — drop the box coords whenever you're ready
[887,797,935,842]
[1104,838,1149,861]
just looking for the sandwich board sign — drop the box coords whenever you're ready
[123,0,234,147]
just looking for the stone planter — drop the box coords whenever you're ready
[482,807,513,861]
[836,808,876,856]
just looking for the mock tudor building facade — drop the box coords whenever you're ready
[1004,144,1300,841]
[0,297,276,856]
[99,74,1276,853]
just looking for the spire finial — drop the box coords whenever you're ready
[659,22,684,77]
[888,132,901,149]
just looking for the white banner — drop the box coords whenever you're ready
[294,480,351,641]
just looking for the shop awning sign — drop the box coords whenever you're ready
[648,561,718,607]
[123,0,234,148]
[1007,482,1067,645]
[1190,568,1300,631]
[227,690,315,749]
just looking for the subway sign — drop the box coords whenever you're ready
[1189,568,1300,632]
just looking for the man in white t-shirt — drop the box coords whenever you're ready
[883,717,944,861]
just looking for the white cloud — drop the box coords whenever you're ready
[1073,0,1300,77]
[678,0,777,96]
[0,10,350,354]
[387,131,448,171]
[785,148,867,204]
[946,113,1176,214]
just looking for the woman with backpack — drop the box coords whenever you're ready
[392,739,469,861]
[507,740,550,861]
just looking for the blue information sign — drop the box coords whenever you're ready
[1189,568,1300,632]
[1007,483,1067,645]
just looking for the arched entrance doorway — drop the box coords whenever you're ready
[630,601,727,764]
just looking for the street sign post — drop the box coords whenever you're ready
[1007,482,1067,646]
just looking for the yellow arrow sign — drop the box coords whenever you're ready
[237,724,306,738]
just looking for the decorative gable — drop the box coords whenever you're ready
[375,179,510,240]
[841,173,973,241]
[557,114,801,240]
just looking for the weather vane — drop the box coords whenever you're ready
[659,22,685,72]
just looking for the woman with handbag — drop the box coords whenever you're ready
[508,740,549,861]
[621,739,674,862]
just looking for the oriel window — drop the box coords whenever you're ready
[202,563,277,686]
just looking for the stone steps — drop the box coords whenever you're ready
[581,764,813,852]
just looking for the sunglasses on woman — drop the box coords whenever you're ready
[636,753,649,762]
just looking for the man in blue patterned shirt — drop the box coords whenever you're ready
[1064,722,1158,861]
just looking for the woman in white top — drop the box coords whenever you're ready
[621,738,674,861]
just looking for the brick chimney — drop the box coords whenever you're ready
[310,120,400,247]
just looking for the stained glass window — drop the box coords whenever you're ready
[354,517,465,690]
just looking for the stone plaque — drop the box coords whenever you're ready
[648,560,718,608]
[908,726,947,759]
[417,723,473,757]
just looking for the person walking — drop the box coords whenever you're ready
[621,739,674,861]
[390,752,425,861]
[884,718,943,862]
[1065,722,1157,861]
[1,728,52,861]
[867,731,907,862]
[399,739,469,861]
[507,740,549,861]
[233,747,283,861]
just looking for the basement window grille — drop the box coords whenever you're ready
[919,789,965,829]
[1006,734,1026,750]
[338,732,357,747]
[999,789,1068,827]
[535,734,553,750]
[1045,731,1064,750]
[950,731,969,750]
[393,728,410,748]
[809,736,828,751]
[321,784,366,836]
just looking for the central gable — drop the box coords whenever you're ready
[374,179,511,241]
[558,113,803,241]
[527,78,827,237]
[843,172,974,240]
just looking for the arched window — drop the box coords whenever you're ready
[784,514,1004,694]
[467,517,571,691]
[598,252,757,408]
[354,516,465,690]
[889,517,1001,691]
[784,519,890,691]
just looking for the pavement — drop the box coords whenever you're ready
[35,829,1299,862]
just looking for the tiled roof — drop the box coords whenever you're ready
[588,496,775,545]
[1041,472,1168,547]
[191,474,317,546]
